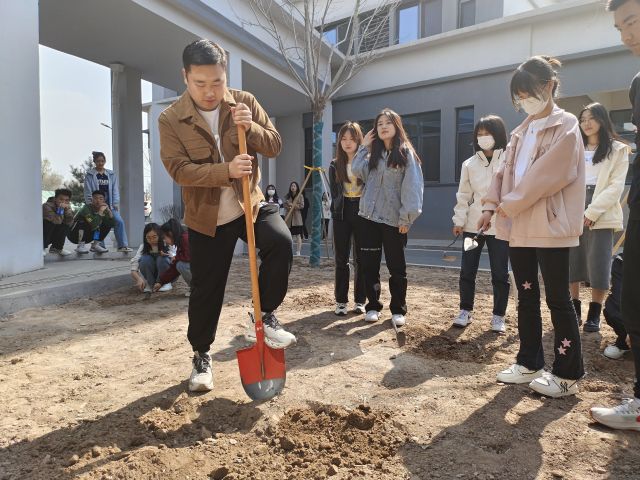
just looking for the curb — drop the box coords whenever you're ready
[0,270,130,317]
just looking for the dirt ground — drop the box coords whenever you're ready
[1,258,639,480]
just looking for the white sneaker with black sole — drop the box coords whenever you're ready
[590,398,640,431]
[529,372,578,398]
[335,303,348,316]
[603,344,630,360]
[245,312,297,349]
[364,310,380,322]
[491,315,506,333]
[453,310,472,328]
[496,363,544,384]
[189,351,214,392]
[353,303,366,314]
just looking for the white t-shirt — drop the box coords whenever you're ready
[514,116,550,187]
[197,107,244,226]
[584,150,601,186]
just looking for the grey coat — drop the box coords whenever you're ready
[351,145,423,228]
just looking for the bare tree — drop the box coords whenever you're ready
[239,0,399,266]
[41,158,64,191]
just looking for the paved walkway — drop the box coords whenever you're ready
[0,237,473,317]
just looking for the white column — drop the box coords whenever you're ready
[149,85,179,224]
[228,52,244,255]
[0,0,42,276]
[110,63,145,247]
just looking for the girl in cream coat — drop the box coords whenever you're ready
[452,115,510,333]
[569,103,630,334]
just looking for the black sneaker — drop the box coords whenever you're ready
[189,351,213,392]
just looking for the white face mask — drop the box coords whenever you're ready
[477,135,495,151]
[267,189,275,196]
[520,95,549,116]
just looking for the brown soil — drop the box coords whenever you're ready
[0,258,639,479]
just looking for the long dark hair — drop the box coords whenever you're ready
[286,182,300,200]
[160,218,185,249]
[265,184,279,203]
[473,115,508,152]
[579,103,624,165]
[369,108,421,170]
[142,223,167,255]
[510,55,562,108]
[335,121,364,184]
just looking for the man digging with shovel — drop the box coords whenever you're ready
[159,39,296,393]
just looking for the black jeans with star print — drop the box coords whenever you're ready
[509,247,584,380]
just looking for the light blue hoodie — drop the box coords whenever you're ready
[351,144,424,228]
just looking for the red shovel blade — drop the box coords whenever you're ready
[237,343,286,400]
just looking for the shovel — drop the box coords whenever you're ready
[463,228,485,252]
[235,125,286,401]
[442,235,460,262]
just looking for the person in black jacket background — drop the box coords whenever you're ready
[329,121,366,316]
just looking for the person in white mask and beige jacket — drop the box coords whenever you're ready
[452,115,510,333]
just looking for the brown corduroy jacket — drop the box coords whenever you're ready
[159,89,281,237]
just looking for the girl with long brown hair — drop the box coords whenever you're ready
[328,121,366,316]
[351,109,424,327]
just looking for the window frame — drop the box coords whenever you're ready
[455,106,475,182]
[457,0,476,29]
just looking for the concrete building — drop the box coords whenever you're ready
[2,0,637,277]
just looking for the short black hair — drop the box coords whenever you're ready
[183,39,227,71]
[92,190,105,198]
[54,188,72,199]
[607,0,640,11]
[92,151,105,161]
[510,55,562,107]
[473,115,508,152]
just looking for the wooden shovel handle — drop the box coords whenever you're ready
[238,126,265,349]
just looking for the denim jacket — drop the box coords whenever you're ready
[351,145,423,228]
[84,168,120,208]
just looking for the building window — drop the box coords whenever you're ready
[455,106,475,181]
[458,0,476,28]
[396,3,419,45]
[358,8,391,52]
[423,0,443,37]
[610,108,636,183]
[404,111,441,182]
[323,28,337,46]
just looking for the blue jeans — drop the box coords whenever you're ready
[139,254,171,289]
[176,261,192,287]
[112,209,129,248]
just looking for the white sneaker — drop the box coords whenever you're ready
[90,241,108,253]
[335,303,348,316]
[364,310,380,323]
[117,246,133,253]
[496,364,544,384]
[189,352,214,392]
[143,287,152,294]
[453,310,472,328]
[43,247,49,257]
[603,345,630,360]
[245,313,297,349]
[50,247,71,256]
[76,242,90,254]
[529,372,578,398]
[491,315,506,333]
[590,398,640,431]
[353,303,366,314]
[158,283,173,292]
[185,290,191,298]
[391,314,406,327]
